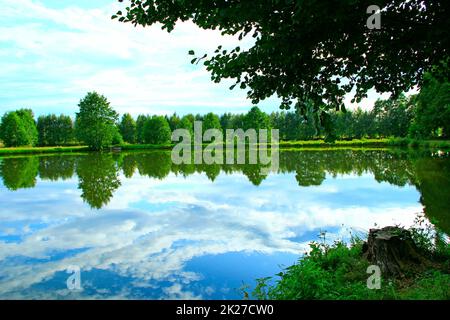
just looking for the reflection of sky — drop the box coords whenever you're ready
[0,169,423,300]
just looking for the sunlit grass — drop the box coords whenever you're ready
[1,138,449,155]
[0,146,89,155]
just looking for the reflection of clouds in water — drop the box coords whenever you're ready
[0,171,422,299]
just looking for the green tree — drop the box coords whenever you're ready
[136,115,148,144]
[114,0,449,125]
[270,112,286,139]
[37,115,53,146]
[353,108,368,139]
[231,113,245,130]
[112,126,124,145]
[75,92,119,150]
[282,112,316,141]
[410,74,450,138]
[143,115,172,144]
[202,112,222,133]
[0,112,30,147]
[16,109,38,146]
[57,115,74,145]
[372,95,414,138]
[243,107,271,131]
[119,113,137,143]
[220,113,234,131]
[168,113,181,131]
[37,114,74,146]
[178,115,194,136]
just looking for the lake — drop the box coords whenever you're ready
[0,149,448,299]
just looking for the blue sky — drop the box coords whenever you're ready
[0,0,393,119]
[0,168,422,298]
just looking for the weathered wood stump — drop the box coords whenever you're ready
[362,226,429,277]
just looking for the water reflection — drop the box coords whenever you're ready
[76,154,121,210]
[0,149,448,299]
[0,149,448,231]
[0,150,447,218]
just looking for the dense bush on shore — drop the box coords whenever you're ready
[252,221,449,300]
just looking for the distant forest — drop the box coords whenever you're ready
[0,74,448,148]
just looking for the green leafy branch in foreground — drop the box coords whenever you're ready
[252,219,449,300]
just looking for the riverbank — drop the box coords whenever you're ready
[252,226,450,300]
[0,138,449,156]
[0,146,89,155]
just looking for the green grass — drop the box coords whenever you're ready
[119,143,174,150]
[1,138,449,155]
[0,145,89,155]
[251,226,450,300]
[387,137,450,150]
[280,138,450,149]
[278,138,391,148]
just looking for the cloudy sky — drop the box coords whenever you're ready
[0,0,392,119]
[0,168,422,299]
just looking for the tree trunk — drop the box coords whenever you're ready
[362,226,429,277]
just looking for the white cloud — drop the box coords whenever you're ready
[0,0,257,117]
[0,170,424,298]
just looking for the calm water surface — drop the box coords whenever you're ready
[0,149,448,299]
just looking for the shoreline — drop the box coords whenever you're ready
[0,138,449,156]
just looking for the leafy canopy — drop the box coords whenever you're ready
[143,115,172,144]
[0,109,38,147]
[37,114,74,146]
[410,73,450,138]
[75,92,119,150]
[114,0,450,124]
[120,113,137,143]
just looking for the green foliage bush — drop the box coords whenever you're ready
[37,114,74,146]
[253,224,450,300]
[119,113,137,144]
[143,116,171,145]
[75,92,119,150]
[0,109,38,147]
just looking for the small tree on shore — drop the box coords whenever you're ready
[0,109,38,147]
[75,92,119,150]
[0,112,29,147]
[37,114,74,146]
[119,113,137,144]
[143,116,171,145]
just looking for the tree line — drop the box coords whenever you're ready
[0,75,448,149]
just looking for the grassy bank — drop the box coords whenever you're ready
[119,143,173,151]
[386,137,450,150]
[252,226,449,300]
[0,145,89,156]
[1,138,449,155]
[279,138,391,148]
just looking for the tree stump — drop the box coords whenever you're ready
[362,226,429,277]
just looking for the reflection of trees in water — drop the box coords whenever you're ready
[76,154,121,209]
[118,153,137,178]
[135,152,172,180]
[0,157,39,190]
[39,156,75,181]
[0,150,448,232]
[413,157,450,233]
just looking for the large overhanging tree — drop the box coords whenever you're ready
[113,0,449,132]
